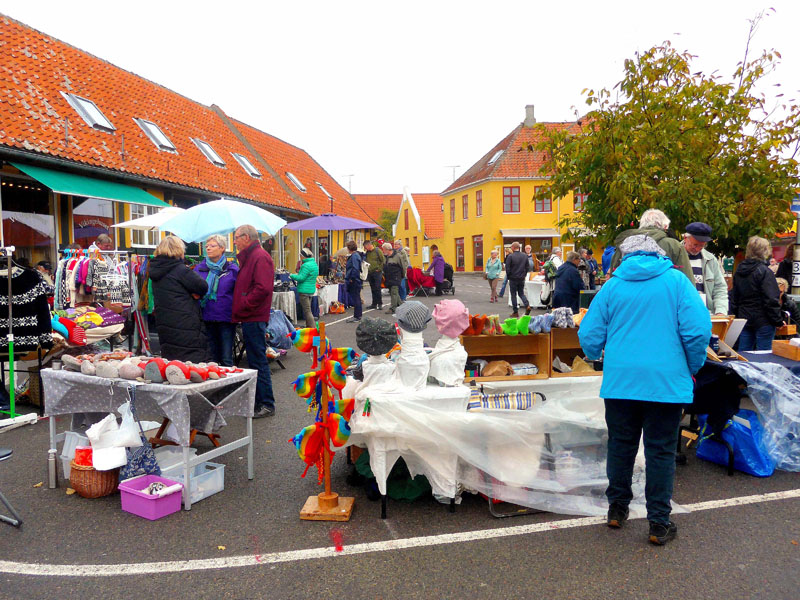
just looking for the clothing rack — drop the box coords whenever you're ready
[0,245,17,418]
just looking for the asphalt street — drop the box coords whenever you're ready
[1,273,799,599]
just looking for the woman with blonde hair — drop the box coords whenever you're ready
[150,235,210,362]
[730,236,783,351]
[485,249,503,302]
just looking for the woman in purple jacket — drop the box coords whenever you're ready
[425,250,446,296]
[194,234,239,366]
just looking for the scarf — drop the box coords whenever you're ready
[200,256,227,308]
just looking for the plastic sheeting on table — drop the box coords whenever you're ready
[730,361,800,471]
[345,376,660,518]
[42,368,257,447]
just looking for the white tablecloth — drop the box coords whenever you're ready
[508,277,546,309]
[317,284,340,316]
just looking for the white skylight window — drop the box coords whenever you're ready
[192,138,226,167]
[61,92,116,132]
[231,153,261,177]
[316,182,333,200]
[487,150,504,165]
[135,118,176,152]
[286,172,306,192]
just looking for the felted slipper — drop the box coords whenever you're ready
[501,318,519,336]
[516,314,531,335]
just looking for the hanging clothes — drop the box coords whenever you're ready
[0,267,54,352]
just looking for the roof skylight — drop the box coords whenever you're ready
[192,139,225,167]
[232,153,261,177]
[61,92,116,132]
[135,118,176,152]
[487,150,504,165]
[316,182,333,200]
[286,172,306,192]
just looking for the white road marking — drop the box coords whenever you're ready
[2,488,799,577]
[323,308,377,326]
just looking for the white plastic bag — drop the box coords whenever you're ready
[115,401,143,449]
[85,413,128,471]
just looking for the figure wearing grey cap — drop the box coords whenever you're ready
[681,222,728,315]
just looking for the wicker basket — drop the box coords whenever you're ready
[69,461,120,498]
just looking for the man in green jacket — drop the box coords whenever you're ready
[681,222,729,315]
[608,209,693,282]
[364,239,385,310]
[291,248,319,328]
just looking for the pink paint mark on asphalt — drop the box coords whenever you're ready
[330,529,344,552]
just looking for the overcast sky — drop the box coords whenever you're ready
[2,1,799,195]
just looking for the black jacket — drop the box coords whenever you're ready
[776,256,793,282]
[383,251,404,287]
[729,259,783,329]
[504,251,530,280]
[782,295,800,326]
[552,261,585,313]
[149,256,210,362]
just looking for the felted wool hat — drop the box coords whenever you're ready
[300,248,313,259]
[355,318,398,356]
[619,234,666,256]
[432,299,470,338]
[395,300,432,333]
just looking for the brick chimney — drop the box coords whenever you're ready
[524,104,536,127]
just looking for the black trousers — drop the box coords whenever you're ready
[367,271,383,307]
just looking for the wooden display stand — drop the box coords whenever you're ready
[776,324,797,337]
[460,334,550,382]
[772,340,800,362]
[549,327,599,377]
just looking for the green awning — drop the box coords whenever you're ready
[11,162,168,207]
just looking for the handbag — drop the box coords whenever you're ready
[696,409,775,477]
[119,386,162,481]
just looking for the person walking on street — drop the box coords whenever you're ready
[680,222,728,315]
[382,243,404,314]
[498,246,512,298]
[363,240,385,310]
[345,240,364,323]
[291,247,319,328]
[194,234,239,366]
[485,249,503,302]
[505,241,531,317]
[232,225,276,418]
[394,240,410,301]
[579,234,710,546]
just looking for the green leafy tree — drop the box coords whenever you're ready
[376,209,398,240]
[536,19,800,255]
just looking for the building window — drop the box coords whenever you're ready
[534,186,552,212]
[192,139,226,167]
[473,235,483,271]
[476,190,483,217]
[413,237,418,255]
[488,150,503,165]
[404,208,409,229]
[450,199,455,223]
[286,172,306,192]
[130,204,160,247]
[61,92,116,132]
[503,187,520,213]
[134,118,176,152]
[405,237,410,250]
[232,153,261,177]
[455,238,465,271]
[574,189,587,212]
[462,195,468,220]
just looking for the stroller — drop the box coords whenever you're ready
[441,263,456,295]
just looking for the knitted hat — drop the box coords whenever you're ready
[619,234,666,256]
[300,248,313,259]
[432,299,469,338]
[355,318,398,356]
[395,300,432,333]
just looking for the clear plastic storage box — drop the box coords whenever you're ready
[160,461,225,504]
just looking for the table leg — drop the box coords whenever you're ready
[381,494,387,519]
[182,445,192,511]
[48,415,57,489]
[247,416,254,480]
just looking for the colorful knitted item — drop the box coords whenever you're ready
[473,314,487,336]
[290,327,318,353]
[329,397,355,421]
[51,315,69,338]
[58,316,86,345]
[326,413,351,447]
[328,347,358,369]
[482,315,495,335]
[516,314,531,335]
[324,359,347,390]
[501,318,519,336]
[292,371,319,398]
[289,423,326,475]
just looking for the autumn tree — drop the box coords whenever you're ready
[536,22,800,255]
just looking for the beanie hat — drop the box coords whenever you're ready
[619,234,666,256]
[355,318,398,356]
[395,300,432,333]
[300,248,313,259]
[432,299,470,338]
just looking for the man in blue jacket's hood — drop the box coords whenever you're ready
[579,234,711,546]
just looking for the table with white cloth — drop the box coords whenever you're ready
[272,291,297,323]
[316,284,341,316]
[42,368,257,509]
[507,276,546,309]
[344,375,652,519]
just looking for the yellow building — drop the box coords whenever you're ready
[440,106,586,271]
[392,190,445,269]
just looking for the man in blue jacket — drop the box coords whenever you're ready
[578,235,710,546]
[552,251,585,312]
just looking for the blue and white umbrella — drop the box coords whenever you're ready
[161,199,287,242]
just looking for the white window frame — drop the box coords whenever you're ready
[316,182,333,201]
[488,150,503,165]
[231,153,261,177]
[192,138,226,167]
[129,204,161,247]
[286,172,306,192]
[61,92,116,132]
[134,118,176,152]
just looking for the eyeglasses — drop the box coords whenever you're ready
[234,233,247,240]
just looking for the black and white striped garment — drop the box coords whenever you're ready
[0,267,54,352]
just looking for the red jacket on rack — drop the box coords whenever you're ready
[232,240,274,323]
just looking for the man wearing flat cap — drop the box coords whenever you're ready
[681,222,728,315]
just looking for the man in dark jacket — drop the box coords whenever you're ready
[149,235,209,363]
[553,251,586,313]
[345,240,363,323]
[504,241,531,317]
[233,225,275,418]
[382,242,404,314]
[363,240,385,310]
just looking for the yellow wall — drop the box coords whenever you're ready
[393,197,443,269]
[440,181,589,272]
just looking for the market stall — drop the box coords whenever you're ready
[506,275,547,309]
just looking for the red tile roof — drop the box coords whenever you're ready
[0,15,361,218]
[351,194,403,223]
[410,193,444,239]
[443,121,579,194]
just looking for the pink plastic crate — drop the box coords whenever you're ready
[118,475,183,521]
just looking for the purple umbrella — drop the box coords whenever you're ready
[283,213,379,231]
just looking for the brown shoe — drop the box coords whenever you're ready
[525,306,532,315]
[510,312,519,318]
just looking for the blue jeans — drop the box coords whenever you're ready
[206,321,236,367]
[241,321,275,410]
[399,278,408,301]
[737,325,775,351]
[509,278,529,313]
[604,398,683,525]
[347,280,363,320]
[498,275,508,298]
